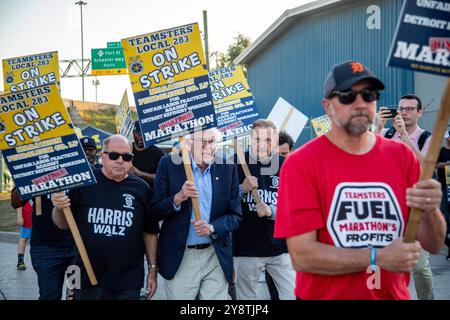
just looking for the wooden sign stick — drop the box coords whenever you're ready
[404,78,450,242]
[234,137,262,205]
[279,106,294,132]
[62,207,98,285]
[35,197,42,216]
[179,136,202,221]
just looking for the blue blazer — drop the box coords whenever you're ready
[151,154,242,282]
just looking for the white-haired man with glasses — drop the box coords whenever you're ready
[51,134,159,300]
[151,128,242,300]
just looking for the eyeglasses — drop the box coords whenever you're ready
[193,138,217,146]
[329,88,380,105]
[398,106,418,113]
[103,151,134,162]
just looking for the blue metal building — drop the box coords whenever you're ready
[235,0,447,146]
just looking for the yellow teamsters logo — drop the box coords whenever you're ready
[0,119,6,133]
[4,72,14,85]
[129,56,144,75]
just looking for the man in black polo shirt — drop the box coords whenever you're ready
[130,121,164,188]
[51,135,159,300]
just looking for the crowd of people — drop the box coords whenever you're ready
[8,60,450,300]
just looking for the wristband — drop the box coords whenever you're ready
[370,246,377,271]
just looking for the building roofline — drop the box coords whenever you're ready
[81,125,114,136]
[234,0,344,65]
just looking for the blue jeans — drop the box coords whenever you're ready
[30,244,75,300]
[73,287,141,300]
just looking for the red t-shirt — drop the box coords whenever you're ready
[22,201,33,229]
[274,134,420,300]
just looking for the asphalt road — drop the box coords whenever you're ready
[1,232,449,300]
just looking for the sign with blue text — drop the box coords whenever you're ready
[209,66,259,141]
[115,90,134,138]
[387,0,450,77]
[3,134,96,199]
[122,23,216,146]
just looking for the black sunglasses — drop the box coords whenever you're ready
[103,151,134,162]
[330,88,380,105]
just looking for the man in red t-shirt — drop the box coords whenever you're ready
[274,60,446,300]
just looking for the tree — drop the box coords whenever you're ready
[217,33,251,68]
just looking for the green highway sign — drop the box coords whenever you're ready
[107,42,122,48]
[91,48,127,76]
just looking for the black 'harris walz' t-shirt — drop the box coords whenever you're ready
[233,151,288,257]
[68,169,159,292]
[30,194,74,247]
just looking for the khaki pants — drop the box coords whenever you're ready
[412,249,434,300]
[164,246,229,300]
[234,253,296,300]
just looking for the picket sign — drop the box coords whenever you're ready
[404,79,450,242]
[62,207,98,285]
[35,197,42,216]
[233,137,262,205]
[179,136,202,221]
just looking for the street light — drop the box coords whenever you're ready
[92,78,100,103]
[75,1,87,101]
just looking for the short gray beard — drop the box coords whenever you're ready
[329,103,373,136]
[342,113,372,136]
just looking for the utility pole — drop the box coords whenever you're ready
[202,10,209,71]
[75,1,87,101]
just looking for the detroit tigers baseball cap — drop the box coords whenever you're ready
[80,136,96,148]
[323,60,385,99]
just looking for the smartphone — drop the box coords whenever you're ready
[380,108,398,118]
